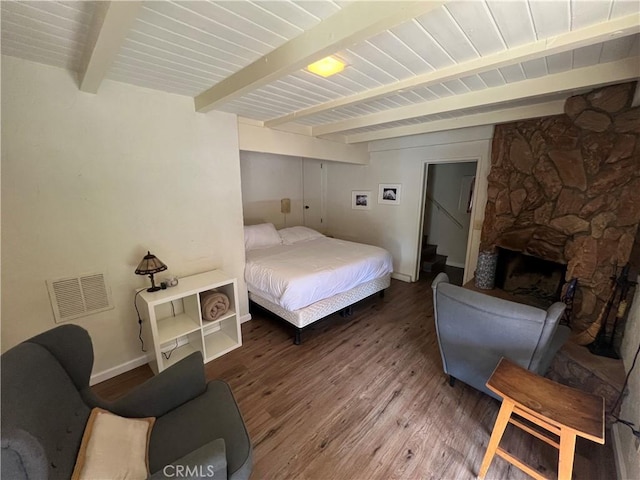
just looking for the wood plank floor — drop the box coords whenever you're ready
[94,276,616,479]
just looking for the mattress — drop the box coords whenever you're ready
[245,237,393,311]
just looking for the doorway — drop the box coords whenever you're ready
[417,160,478,283]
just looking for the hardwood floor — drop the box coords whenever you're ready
[94,277,616,479]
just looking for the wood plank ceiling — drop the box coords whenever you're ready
[2,1,639,144]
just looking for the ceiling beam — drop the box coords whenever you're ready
[345,100,566,144]
[265,14,640,127]
[312,57,640,136]
[237,116,314,136]
[194,1,444,113]
[238,119,368,164]
[78,1,141,93]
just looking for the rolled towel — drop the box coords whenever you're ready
[200,291,230,321]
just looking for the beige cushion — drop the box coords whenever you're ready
[72,408,155,480]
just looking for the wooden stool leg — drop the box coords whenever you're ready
[478,399,515,479]
[558,428,577,480]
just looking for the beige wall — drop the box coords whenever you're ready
[240,151,304,228]
[613,277,640,479]
[1,56,248,380]
[325,127,493,282]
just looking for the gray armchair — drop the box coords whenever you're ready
[431,273,570,399]
[1,324,252,480]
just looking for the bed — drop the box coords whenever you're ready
[244,224,393,343]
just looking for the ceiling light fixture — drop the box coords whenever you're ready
[306,56,345,78]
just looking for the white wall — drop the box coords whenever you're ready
[240,151,304,228]
[424,162,477,267]
[325,127,493,282]
[1,56,248,378]
[613,276,640,479]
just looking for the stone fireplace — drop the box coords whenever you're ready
[481,82,640,333]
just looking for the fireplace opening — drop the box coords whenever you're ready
[495,247,567,309]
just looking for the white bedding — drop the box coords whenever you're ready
[245,237,393,311]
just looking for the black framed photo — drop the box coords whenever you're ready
[378,184,401,205]
[352,190,371,210]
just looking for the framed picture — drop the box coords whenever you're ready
[352,190,371,210]
[378,184,401,205]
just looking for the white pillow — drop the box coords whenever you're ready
[244,223,282,250]
[278,226,324,245]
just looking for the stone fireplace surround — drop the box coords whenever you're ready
[480,82,640,333]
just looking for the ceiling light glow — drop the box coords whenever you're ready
[307,56,345,77]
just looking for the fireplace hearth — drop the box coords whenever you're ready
[495,247,567,309]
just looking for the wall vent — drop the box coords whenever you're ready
[47,273,114,323]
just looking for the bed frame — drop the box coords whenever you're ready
[249,274,391,344]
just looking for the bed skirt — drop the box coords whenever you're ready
[248,274,391,329]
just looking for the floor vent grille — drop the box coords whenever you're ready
[47,273,114,323]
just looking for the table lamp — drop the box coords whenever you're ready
[135,251,168,292]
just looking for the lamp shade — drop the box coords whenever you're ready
[135,251,168,292]
[135,251,167,275]
[281,198,291,214]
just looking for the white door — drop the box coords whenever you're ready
[302,159,326,231]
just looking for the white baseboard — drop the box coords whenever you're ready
[90,353,151,386]
[611,423,627,480]
[240,313,252,323]
[391,272,412,283]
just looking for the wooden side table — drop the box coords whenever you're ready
[478,358,604,480]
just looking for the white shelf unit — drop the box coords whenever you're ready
[138,270,241,374]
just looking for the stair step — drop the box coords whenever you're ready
[422,244,437,257]
[422,254,448,273]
